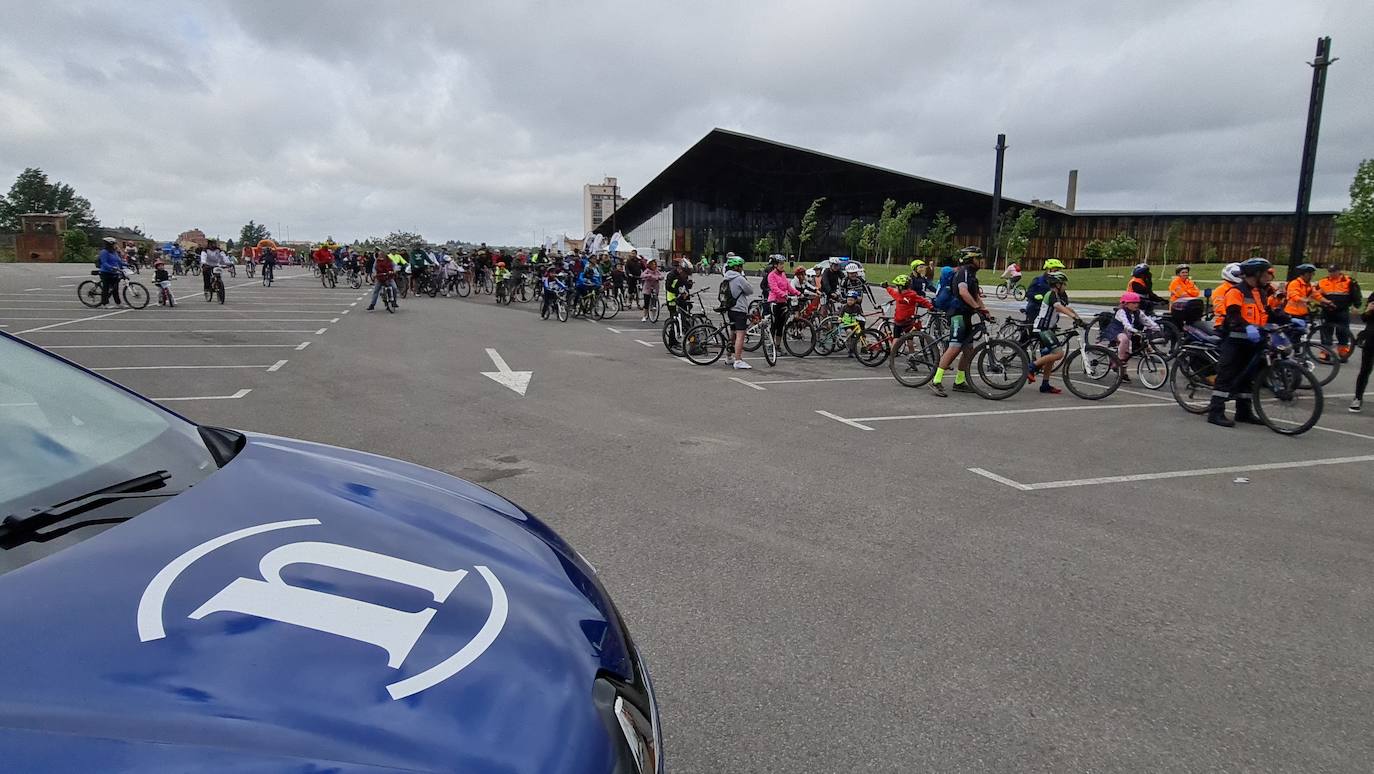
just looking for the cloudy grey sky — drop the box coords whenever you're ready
[1,0,1370,244]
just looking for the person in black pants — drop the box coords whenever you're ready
[1350,297,1374,413]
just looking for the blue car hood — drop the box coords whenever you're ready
[0,433,633,773]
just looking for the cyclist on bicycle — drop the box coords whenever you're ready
[366,252,398,311]
[574,259,602,306]
[261,246,278,285]
[883,274,933,339]
[766,257,800,343]
[1027,271,1080,395]
[153,260,174,307]
[541,269,568,318]
[839,289,866,353]
[493,261,512,298]
[1207,257,1287,427]
[929,247,990,397]
[840,262,866,297]
[1126,264,1166,315]
[639,259,664,322]
[200,239,232,294]
[665,261,693,324]
[1169,264,1200,302]
[1101,291,1160,382]
[819,258,843,299]
[1023,258,1066,323]
[1000,261,1022,288]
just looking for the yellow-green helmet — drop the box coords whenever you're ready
[893,274,909,286]
[909,259,925,270]
[1044,258,1065,270]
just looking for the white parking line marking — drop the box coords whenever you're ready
[314,327,327,335]
[755,375,891,385]
[23,288,42,292]
[296,341,311,350]
[815,409,875,431]
[970,454,1374,491]
[94,364,280,372]
[341,309,349,314]
[26,329,323,334]
[350,302,358,307]
[155,388,253,402]
[635,339,656,347]
[729,377,767,391]
[267,359,288,372]
[848,402,1172,423]
[46,343,304,349]
[18,307,130,334]
[330,317,339,323]
[606,327,622,333]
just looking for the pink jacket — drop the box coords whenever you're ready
[767,270,799,303]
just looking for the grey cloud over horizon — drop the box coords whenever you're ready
[0,0,1369,244]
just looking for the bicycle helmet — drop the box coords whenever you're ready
[769,254,785,266]
[1240,257,1272,277]
[804,268,817,277]
[1175,263,1190,274]
[1132,264,1150,278]
[496,261,506,268]
[844,263,861,275]
[1221,262,1242,283]
[725,256,744,270]
[909,259,926,270]
[1295,262,1316,274]
[1120,291,1142,304]
[837,256,850,264]
[892,274,909,286]
[846,290,862,299]
[793,267,806,276]
[680,258,694,270]
[1043,258,1065,270]
[959,246,982,263]
[1046,270,1068,286]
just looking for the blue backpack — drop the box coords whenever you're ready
[932,266,957,311]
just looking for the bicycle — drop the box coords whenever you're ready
[994,278,1026,301]
[661,290,711,356]
[683,308,777,367]
[321,264,338,288]
[495,278,512,305]
[887,315,1029,400]
[261,263,275,287]
[245,261,256,278]
[78,268,150,309]
[204,267,226,304]
[541,287,570,322]
[156,278,176,307]
[1169,324,1322,434]
[379,280,399,313]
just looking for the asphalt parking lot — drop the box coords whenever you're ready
[5,262,1374,772]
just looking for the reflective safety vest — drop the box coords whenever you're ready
[1213,283,1232,322]
[1318,274,1353,307]
[1221,284,1267,330]
[1169,276,1200,303]
[1284,277,1322,316]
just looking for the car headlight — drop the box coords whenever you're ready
[594,676,659,773]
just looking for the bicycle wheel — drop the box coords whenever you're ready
[1135,352,1168,390]
[426,278,439,298]
[994,284,1009,300]
[384,290,396,313]
[762,328,778,366]
[1169,348,1216,414]
[216,284,225,304]
[556,298,569,322]
[889,331,938,387]
[926,314,950,346]
[1012,286,1026,301]
[77,280,103,308]
[783,317,816,358]
[398,276,409,298]
[455,278,470,297]
[123,282,150,309]
[1299,341,1340,387]
[482,276,494,295]
[744,317,764,352]
[969,338,1029,400]
[683,325,726,365]
[1253,360,1322,435]
[855,329,889,367]
[814,317,841,355]
[600,293,620,319]
[1062,344,1123,400]
[662,318,684,355]
[350,274,362,289]
[647,297,660,323]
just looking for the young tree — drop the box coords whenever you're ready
[917,211,956,263]
[841,218,864,258]
[61,227,90,263]
[1105,233,1139,263]
[1336,159,1374,268]
[877,198,923,264]
[753,234,776,260]
[1162,221,1184,263]
[797,197,826,263]
[782,227,797,257]
[859,223,878,260]
[1201,244,1219,263]
[239,220,272,248]
[1082,240,1107,261]
[1003,208,1039,266]
[0,167,100,230]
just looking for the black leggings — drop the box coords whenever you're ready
[1355,334,1374,401]
[770,302,789,339]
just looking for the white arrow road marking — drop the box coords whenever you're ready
[481,347,533,396]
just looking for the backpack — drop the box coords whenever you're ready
[717,278,739,312]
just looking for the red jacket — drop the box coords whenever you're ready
[374,256,396,281]
[886,285,933,323]
[312,248,332,266]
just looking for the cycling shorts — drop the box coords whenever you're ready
[727,310,749,331]
[1035,330,1061,354]
[949,313,974,347]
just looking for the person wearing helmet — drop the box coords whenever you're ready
[1099,291,1161,382]
[1023,259,1068,324]
[1126,264,1165,315]
[573,256,601,308]
[492,260,512,299]
[1213,262,1243,323]
[1208,257,1283,427]
[999,258,1023,293]
[1027,270,1082,395]
[721,255,755,368]
[838,288,867,356]
[540,264,568,319]
[840,261,866,297]
[908,260,936,298]
[1043,258,1066,271]
[638,259,664,322]
[1169,264,1200,303]
[909,259,926,274]
[929,249,990,397]
[1283,262,1328,321]
[765,259,800,343]
[882,273,934,341]
[819,258,844,299]
[1317,264,1360,360]
[366,250,397,310]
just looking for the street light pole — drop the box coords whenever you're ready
[1289,36,1337,279]
[988,134,1007,267]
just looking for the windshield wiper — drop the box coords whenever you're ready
[0,470,182,549]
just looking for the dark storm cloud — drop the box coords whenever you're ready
[0,0,1369,243]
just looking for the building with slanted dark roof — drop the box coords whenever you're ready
[598,129,1348,268]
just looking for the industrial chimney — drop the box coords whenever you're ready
[1066,170,1078,212]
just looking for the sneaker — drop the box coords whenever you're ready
[1039,384,1062,395]
[1351,399,1363,413]
[1026,371,1037,384]
[928,381,948,397]
[1119,371,1131,384]
[366,305,375,311]
[733,359,752,370]
[952,382,975,393]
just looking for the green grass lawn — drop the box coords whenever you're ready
[745,261,1374,293]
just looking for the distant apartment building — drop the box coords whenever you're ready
[583,176,625,234]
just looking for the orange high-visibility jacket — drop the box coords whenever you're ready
[1284,277,1323,316]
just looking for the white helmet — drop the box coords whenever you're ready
[1221,262,1242,284]
[680,258,694,270]
[844,263,861,274]
[804,268,817,277]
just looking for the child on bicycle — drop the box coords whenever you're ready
[639,259,663,322]
[1101,291,1160,382]
[493,261,512,298]
[153,261,174,307]
[541,269,567,317]
[1027,271,1079,394]
[883,274,933,338]
[839,289,865,357]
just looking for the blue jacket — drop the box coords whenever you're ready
[97,248,124,274]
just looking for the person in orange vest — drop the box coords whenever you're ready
[1208,257,1290,427]
[1126,264,1166,315]
[1168,263,1200,302]
[1316,264,1360,360]
[1283,263,1329,322]
[1211,263,1241,325]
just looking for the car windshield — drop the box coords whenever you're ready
[0,335,217,575]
